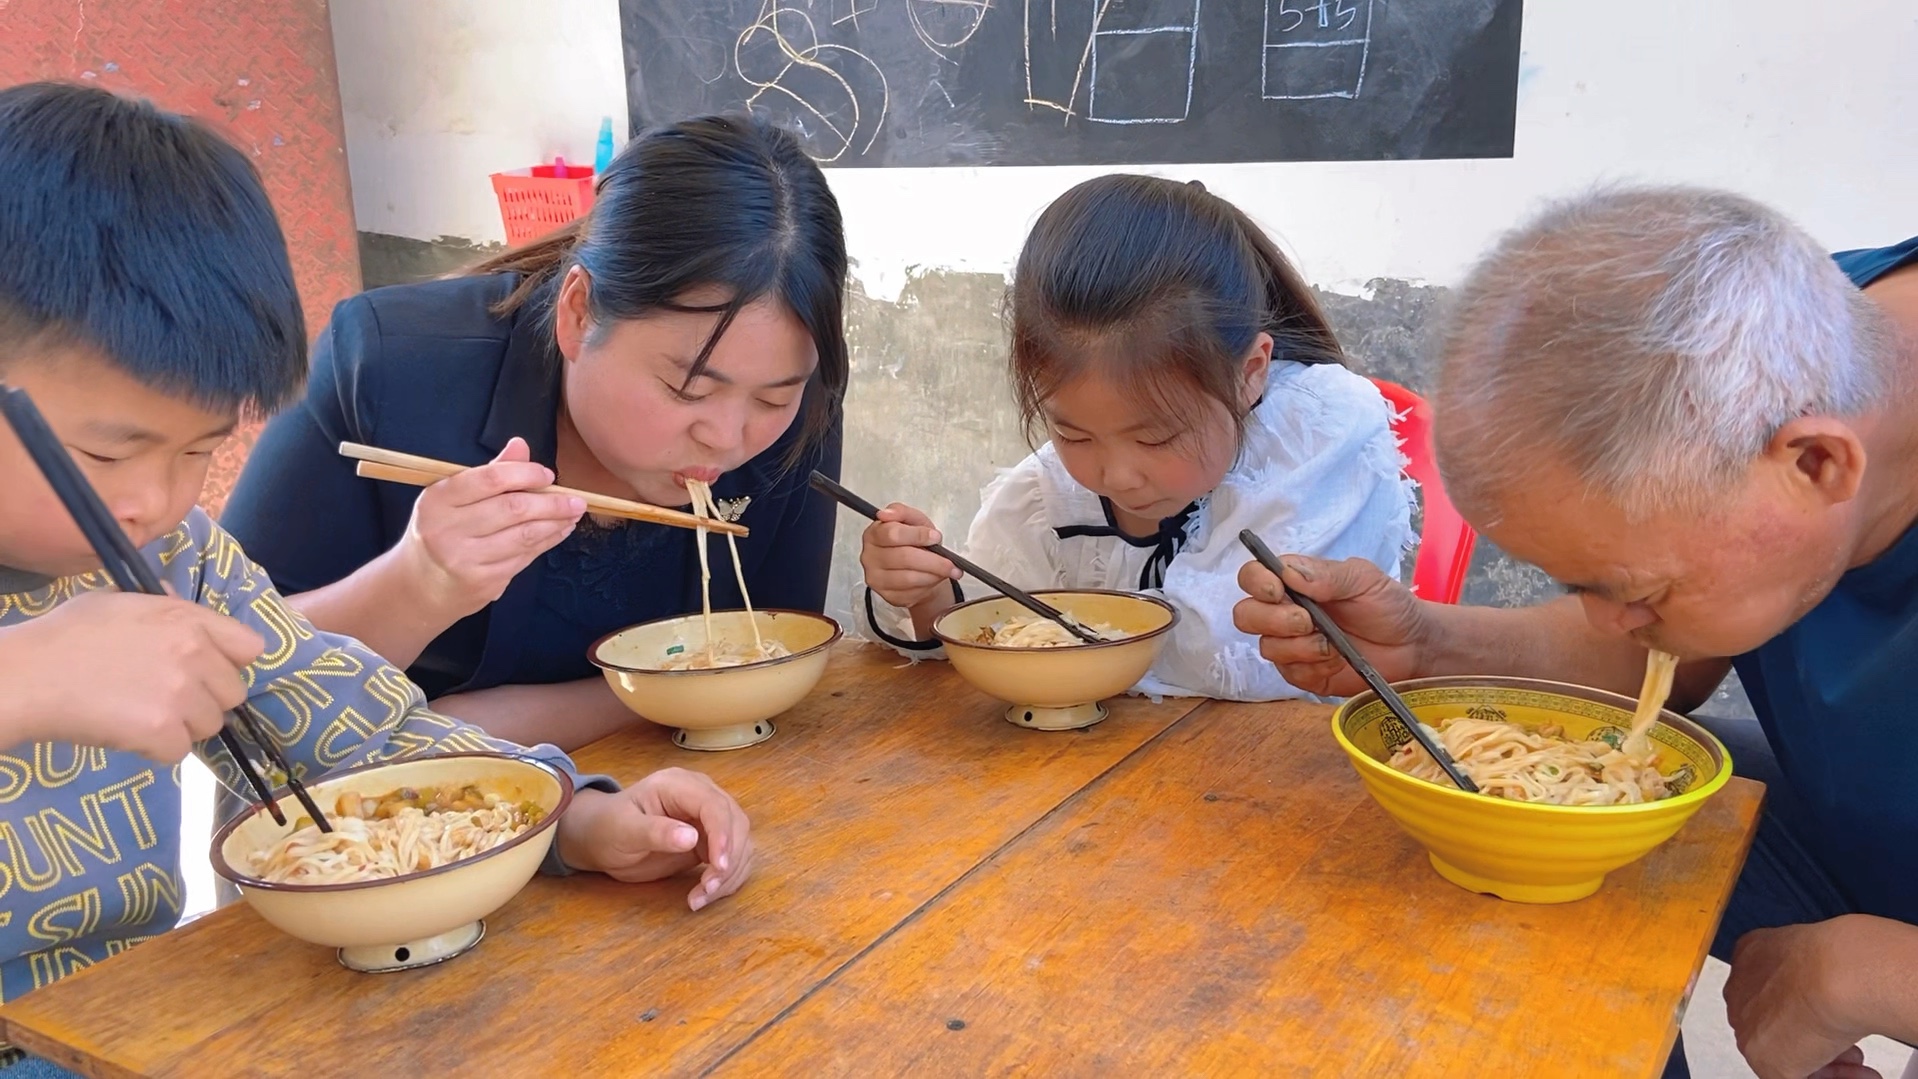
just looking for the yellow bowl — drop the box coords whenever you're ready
[591,609,842,751]
[933,590,1178,731]
[210,752,572,971]
[1332,676,1734,904]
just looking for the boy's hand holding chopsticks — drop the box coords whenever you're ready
[0,589,263,763]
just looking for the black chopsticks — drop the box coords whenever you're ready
[1239,529,1479,793]
[809,472,1105,646]
[0,384,332,830]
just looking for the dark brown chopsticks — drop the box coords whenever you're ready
[809,472,1105,645]
[1238,529,1479,793]
[0,384,332,830]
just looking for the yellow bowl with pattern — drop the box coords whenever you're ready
[933,590,1178,731]
[211,752,571,971]
[591,609,841,751]
[1332,676,1733,903]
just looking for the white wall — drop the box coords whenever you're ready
[330,0,1918,296]
[330,0,629,244]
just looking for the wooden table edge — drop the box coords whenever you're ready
[2,1020,142,1079]
[1642,774,1767,1079]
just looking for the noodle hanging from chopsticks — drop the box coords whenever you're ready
[678,481,759,659]
[686,481,718,666]
[1624,648,1680,755]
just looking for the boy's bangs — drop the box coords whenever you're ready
[0,83,307,417]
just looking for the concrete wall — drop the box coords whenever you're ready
[329,0,1918,718]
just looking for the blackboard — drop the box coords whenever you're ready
[621,0,1522,167]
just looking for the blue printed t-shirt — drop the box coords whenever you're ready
[0,511,606,1007]
[1732,236,1918,924]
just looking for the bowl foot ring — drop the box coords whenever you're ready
[1427,853,1605,905]
[674,720,777,752]
[1004,702,1108,732]
[338,920,486,973]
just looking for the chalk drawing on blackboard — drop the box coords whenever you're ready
[1088,0,1202,124]
[832,0,880,29]
[1262,0,1375,100]
[733,0,890,162]
[1022,0,1100,122]
[1023,0,1201,126]
[623,0,1522,166]
[906,0,991,61]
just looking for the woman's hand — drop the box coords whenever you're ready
[860,502,959,610]
[395,437,586,619]
[556,769,753,910]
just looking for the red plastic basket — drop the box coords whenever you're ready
[490,164,596,246]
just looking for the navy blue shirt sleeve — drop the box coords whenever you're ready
[222,295,394,595]
[1832,236,1918,287]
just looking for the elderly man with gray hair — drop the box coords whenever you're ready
[1235,186,1918,1079]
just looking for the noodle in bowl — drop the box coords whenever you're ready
[970,615,1123,649]
[247,785,546,886]
[656,638,793,671]
[1388,716,1672,806]
[1331,677,1732,904]
[211,753,572,955]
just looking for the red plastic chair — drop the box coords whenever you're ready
[1370,379,1477,604]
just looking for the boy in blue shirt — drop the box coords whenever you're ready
[0,80,754,1042]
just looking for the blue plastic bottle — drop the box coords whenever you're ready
[594,117,615,175]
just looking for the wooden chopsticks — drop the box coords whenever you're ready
[0,384,333,830]
[338,443,747,537]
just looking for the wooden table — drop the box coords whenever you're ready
[0,643,1762,1078]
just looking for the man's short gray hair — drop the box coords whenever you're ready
[1433,185,1890,520]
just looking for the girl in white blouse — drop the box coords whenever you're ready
[857,174,1414,701]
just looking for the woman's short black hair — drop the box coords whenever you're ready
[0,81,306,414]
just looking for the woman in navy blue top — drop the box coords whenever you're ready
[224,115,846,750]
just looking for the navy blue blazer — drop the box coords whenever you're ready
[223,273,842,698]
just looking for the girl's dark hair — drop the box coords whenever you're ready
[1009,174,1344,442]
[472,114,848,457]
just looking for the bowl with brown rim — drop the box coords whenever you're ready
[591,609,842,750]
[933,590,1178,731]
[210,751,572,971]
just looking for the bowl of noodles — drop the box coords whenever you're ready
[1331,676,1733,904]
[591,609,842,751]
[210,752,572,972]
[933,590,1178,731]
